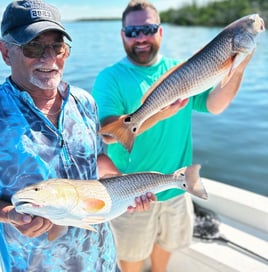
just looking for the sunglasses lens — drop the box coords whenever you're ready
[123,24,159,38]
[124,26,138,38]
[53,43,69,55]
[143,25,155,35]
[22,43,43,58]
[21,42,70,58]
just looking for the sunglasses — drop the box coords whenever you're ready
[8,41,71,59]
[122,24,160,38]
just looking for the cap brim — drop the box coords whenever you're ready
[7,21,72,44]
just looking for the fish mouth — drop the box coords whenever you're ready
[13,200,42,209]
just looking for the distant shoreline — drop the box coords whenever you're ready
[67,18,120,22]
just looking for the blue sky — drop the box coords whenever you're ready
[0,0,210,21]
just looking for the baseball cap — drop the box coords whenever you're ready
[1,0,72,44]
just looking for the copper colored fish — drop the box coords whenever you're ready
[11,164,206,240]
[100,14,265,151]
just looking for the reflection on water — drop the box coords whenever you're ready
[0,21,267,196]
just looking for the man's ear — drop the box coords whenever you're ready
[0,41,12,66]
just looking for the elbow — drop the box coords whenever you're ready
[206,99,229,115]
[207,104,227,115]
[209,108,225,115]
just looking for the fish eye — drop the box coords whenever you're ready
[34,187,41,191]
[180,173,185,176]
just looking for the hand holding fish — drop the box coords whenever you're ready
[127,192,157,213]
[11,164,207,241]
[5,205,53,238]
[101,98,189,145]
[137,98,190,135]
[207,50,256,114]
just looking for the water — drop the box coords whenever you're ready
[0,21,267,196]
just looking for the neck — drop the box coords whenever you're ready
[35,92,63,127]
[10,77,62,126]
[127,54,161,67]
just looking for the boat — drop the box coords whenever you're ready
[144,177,268,272]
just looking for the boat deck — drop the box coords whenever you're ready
[144,178,268,272]
[165,215,268,272]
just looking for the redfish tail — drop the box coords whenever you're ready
[186,164,207,199]
[175,164,208,199]
[99,115,136,152]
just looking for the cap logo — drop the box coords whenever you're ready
[31,9,53,19]
[23,0,55,20]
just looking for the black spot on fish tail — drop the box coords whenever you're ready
[124,116,131,123]
[123,115,137,133]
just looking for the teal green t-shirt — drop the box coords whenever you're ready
[92,56,210,201]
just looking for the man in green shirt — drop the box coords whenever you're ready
[92,1,253,271]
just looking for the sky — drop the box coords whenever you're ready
[0,0,211,21]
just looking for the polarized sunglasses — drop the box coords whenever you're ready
[7,41,71,59]
[122,24,160,38]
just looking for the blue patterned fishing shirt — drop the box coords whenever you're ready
[0,78,117,272]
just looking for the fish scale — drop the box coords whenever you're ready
[99,14,265,152]
[100,172,183,199]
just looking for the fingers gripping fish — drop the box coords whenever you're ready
[11,164,206,240]
[99,14,265,152]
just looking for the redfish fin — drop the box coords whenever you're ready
[83,198,106,213]
[83,217,107,231]
[221,53,247,87]
[48,225,68,241]
[84,224,97,232]
[99,115,136,152]
[185,164,208,199]
[141,62,185,103]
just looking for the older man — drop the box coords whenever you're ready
[0,1,154,271]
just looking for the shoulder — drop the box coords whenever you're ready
[158,56,182,68]
[92,59,127,97]
[0,78,13,93]
[95,58,127,80]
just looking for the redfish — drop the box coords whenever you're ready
[100,14,265,151]
[11,164,206,240]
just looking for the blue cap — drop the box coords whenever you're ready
[1,0,72,44]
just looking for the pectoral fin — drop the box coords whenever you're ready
[221,53,248,87]
[220,57,236,87]
[80,216,107,231]
[84,224,97,232]
[83,198,106,212]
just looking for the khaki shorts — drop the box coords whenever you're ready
[110,193,194,262]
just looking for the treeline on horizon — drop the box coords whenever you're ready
[160,0,268,26]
